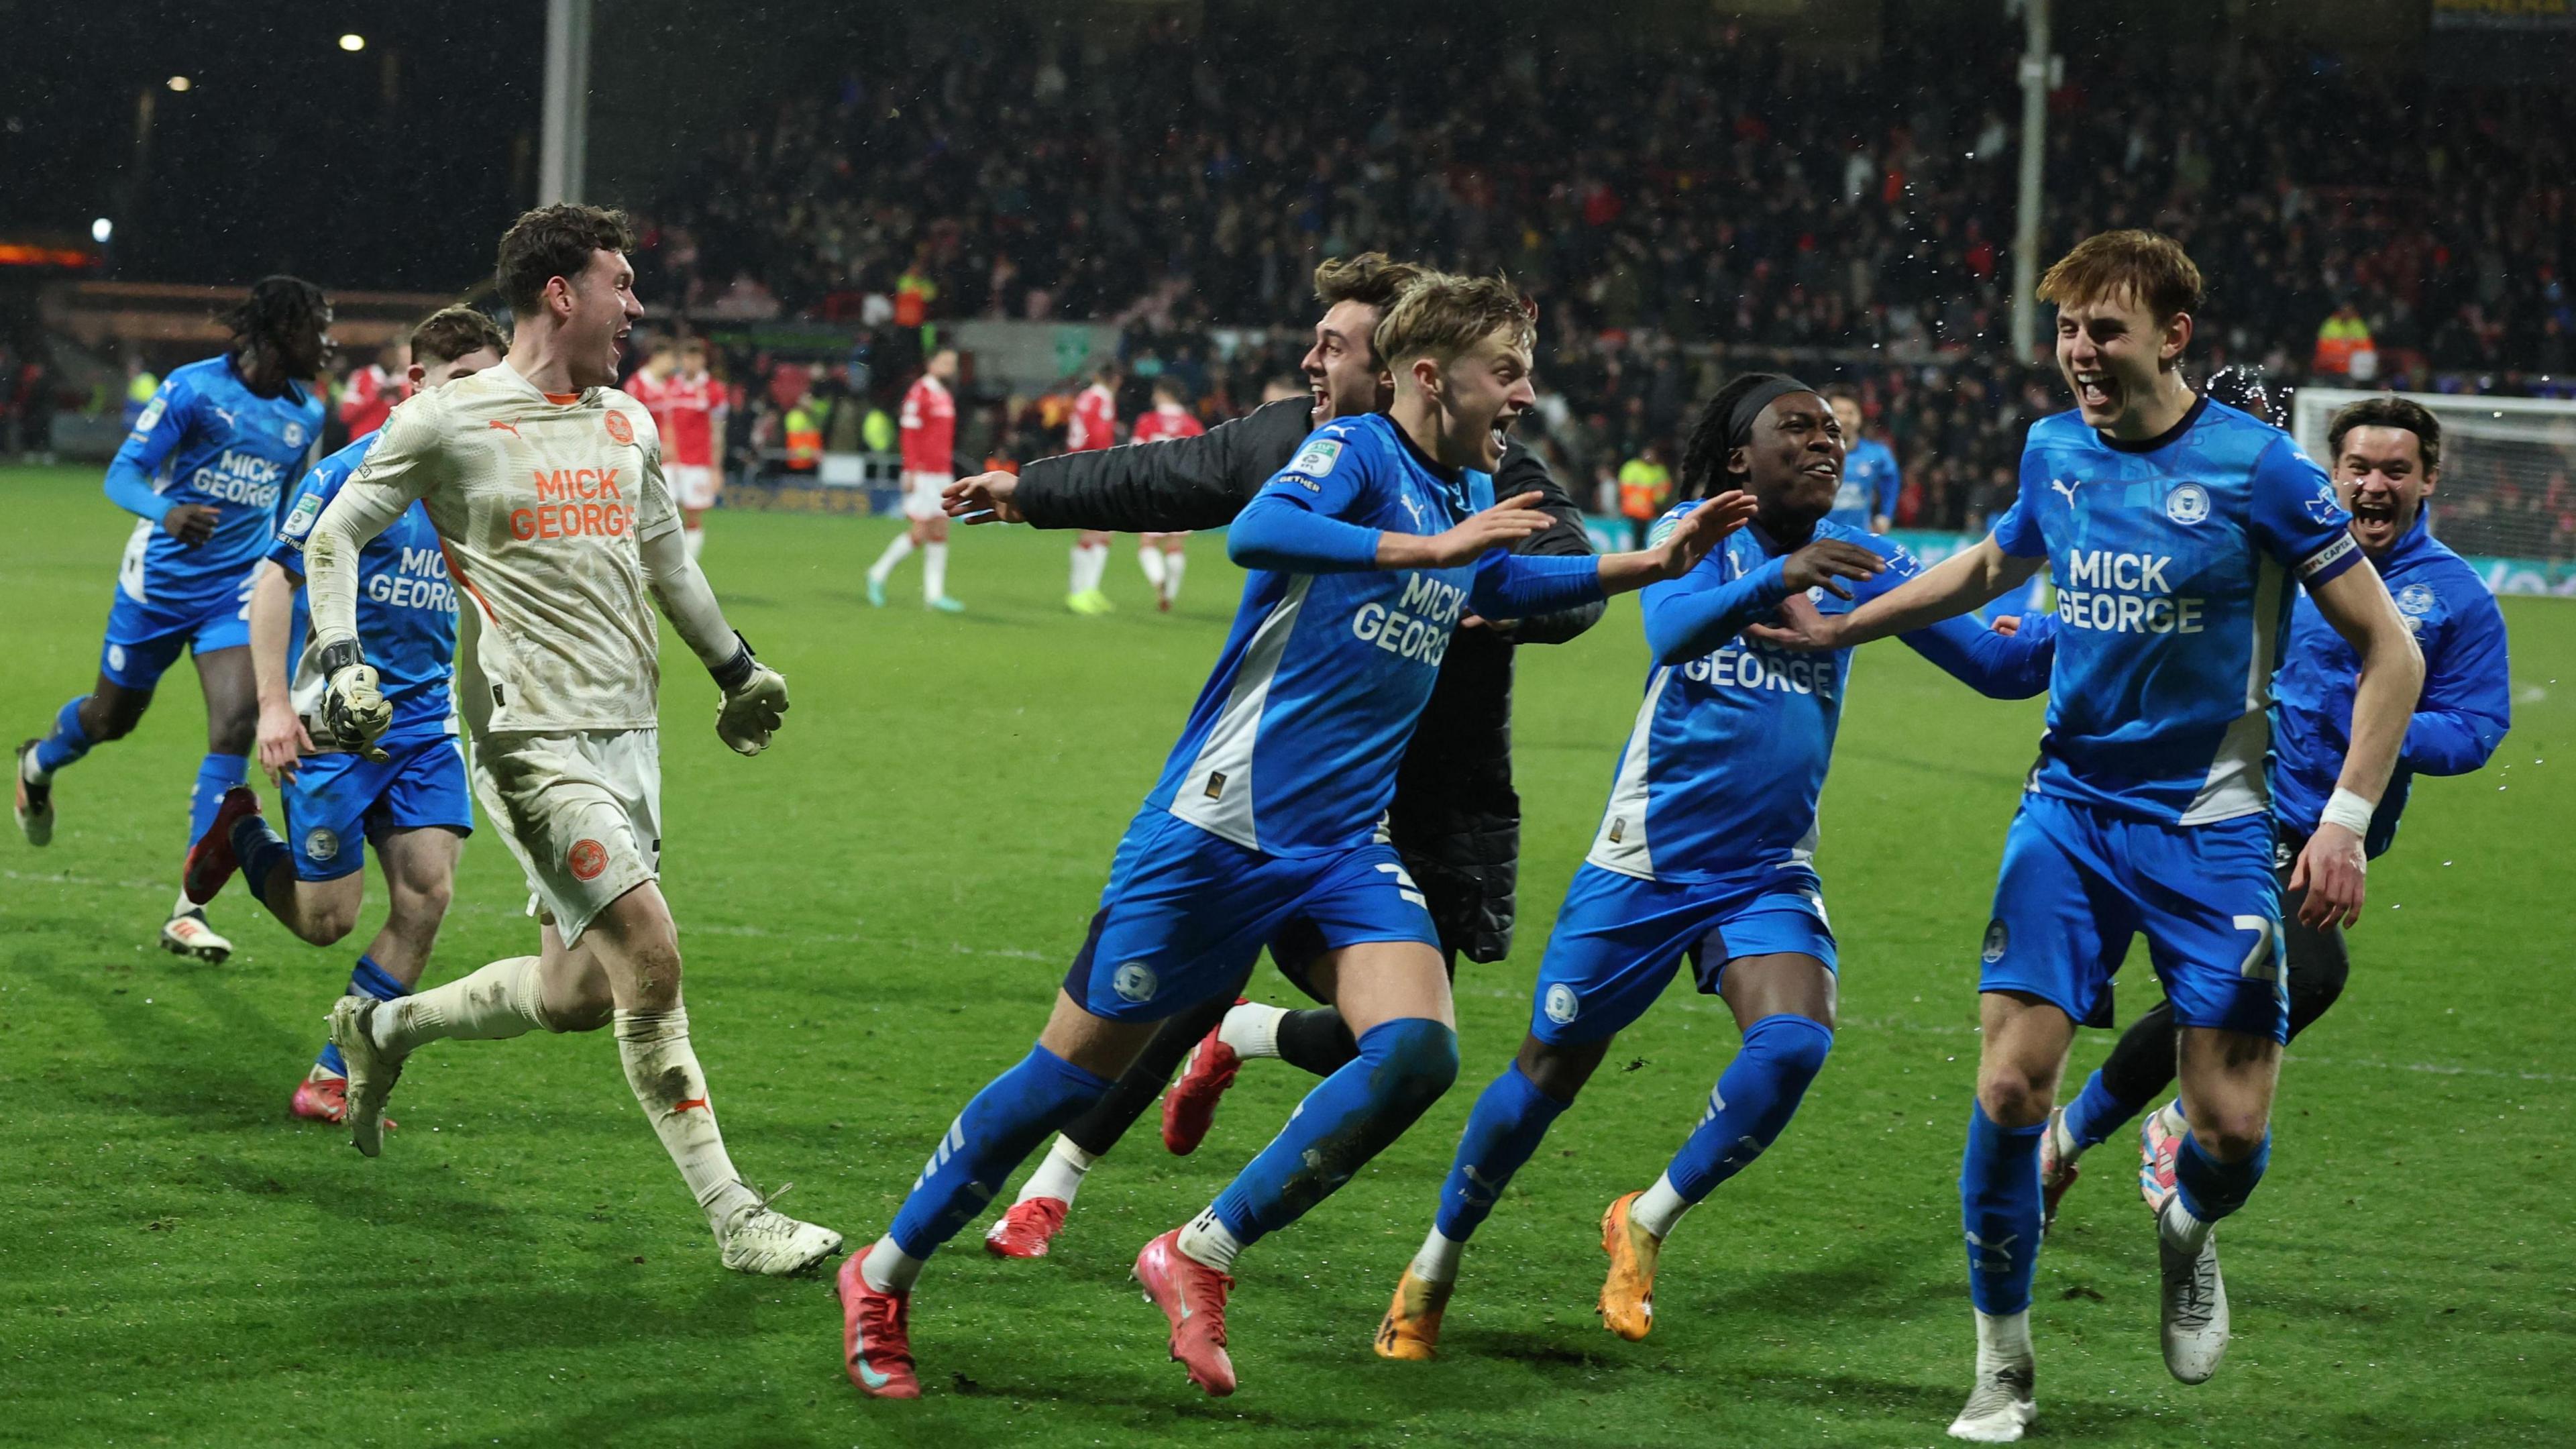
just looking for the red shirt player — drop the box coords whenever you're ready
[1063,362,1123,614]
[869,346,965,610]
[1127,378,1201,610]
[659,341,729,537]
[340,343,410,439]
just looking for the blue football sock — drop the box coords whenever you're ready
[1664,1013,1833,1201]
[317,955,411,1076]
[2174,1127,2269,1224]
[1213,1016,1458,1246]
[1961,1101,2046,1316]
[887,1044,1112,1259]
[32,697,93,775]
[1432,1063,1570,1243]
[187,753,248,855]
[2061,1067,2149,1150]
[231,810,291,908]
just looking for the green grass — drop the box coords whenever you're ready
[1,464,2569,1447]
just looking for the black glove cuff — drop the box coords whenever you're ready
[319,638,366,678]
[710,631,759,693]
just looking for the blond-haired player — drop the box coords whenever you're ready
[302,204,840,1276]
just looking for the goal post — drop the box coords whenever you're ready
[2291,387,2576,597]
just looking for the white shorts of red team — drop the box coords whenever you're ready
[470,728,663,946]
[671,464,720,512]
[902,470,954,523]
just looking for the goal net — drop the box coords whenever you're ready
[2291,387,2576,578]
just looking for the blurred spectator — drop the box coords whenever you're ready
[1617,443,1674,548]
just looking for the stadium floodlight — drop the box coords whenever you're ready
[90,218,112,244]
[339,33,366,52]
[166,75,191,92]
[2294,386,2576,585]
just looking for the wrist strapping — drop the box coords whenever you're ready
[710,631,759,693]
[319,637,366,677]
[2318,786,2376,836]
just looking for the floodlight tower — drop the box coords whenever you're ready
[539,0,593,204]
[2008,0,2054,362]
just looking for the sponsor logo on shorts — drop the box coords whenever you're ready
[1112,961,1159,1004]
[1980,919,2008,965]
[604,410,634,446]
[1544,982,1580,1026]
[568,839,608,881]
[2165,483,2210,525]
[305,827,340,861]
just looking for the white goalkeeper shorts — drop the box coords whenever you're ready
[902,470,953,522]
[471,727,662,946]
[671,464,720,511]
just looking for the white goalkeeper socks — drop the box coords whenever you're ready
[1631,1171,1693,1240]
[869,533,916,584]
[1018,1134,1097,1205]
[375,955,549,1052]
[1137,544,1169,589]
[614,1007,761,1232]
[1218,1002,1286,1060]
[1410,1226,1464,1284]
[923,541,949,602]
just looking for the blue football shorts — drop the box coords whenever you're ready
[1978,792,2288,1042]
[280,733,474,882]
[97,576,254,690]
[1527,862,1837,1046]
[1063,808,1442,1022]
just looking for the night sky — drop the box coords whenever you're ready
[2,1,541,290]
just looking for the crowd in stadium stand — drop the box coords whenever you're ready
[633,15,2576,531]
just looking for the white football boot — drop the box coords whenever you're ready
[327,995,409,1158]
[2155,1197,2230,1383]
[1947,1356,2037,1442]
[160,910,233,964]
[13,741,53,846]
[718,1184,845,1275]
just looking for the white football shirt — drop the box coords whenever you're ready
[311,364,677,733]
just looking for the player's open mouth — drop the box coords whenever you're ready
[2075,371,2118,411]
[1803,460,1839,479]
[2349,494,2398,536]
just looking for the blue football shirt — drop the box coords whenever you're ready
[1995,396,2361,824]
[1828,437,1901,530]
[1589,513,2051,887]
[270,432,461,745]
[1146,413,1598,857]
[110,355,325,614]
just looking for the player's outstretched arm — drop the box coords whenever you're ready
[1466,490,1758,624]
[2294,562,2426,928]
[1750,535,2037,653]
[949,396,1311,531]
[245,561,314,784]
[1899,609,2057,701]
[104,375,220,545]
[639,527,788,756]
[1481,439,1606,645]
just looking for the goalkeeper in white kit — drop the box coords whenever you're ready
[301,204,839,1276]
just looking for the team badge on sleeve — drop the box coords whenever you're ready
[1288,438,1344,478]
[131,394,166,437]
[1646,513,1682,547]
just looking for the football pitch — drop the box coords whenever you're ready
[2,464,2569,1448]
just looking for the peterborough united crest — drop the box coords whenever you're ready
[2165,483,2210,525]
[1544,982,1580,1026]
[305,827,339,861]
[1112,961,1159,1004]
[1980,919,2008,965]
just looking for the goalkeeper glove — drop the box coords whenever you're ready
[711,632,789,756]
[315,637,393,762]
